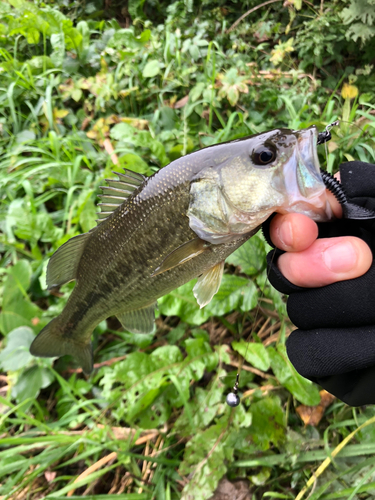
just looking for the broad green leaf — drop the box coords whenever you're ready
[142,59,160,78]
[71,88,83,102]
[109,28,149,50]
[119,153,151,175]
[126,387,161,421]
[3,260,31,307]
[0,289,41,335]
[289,0,302,9]
[190,82,205,102]
[230,401,252,428]
[232,340,270,371]
[150,345,183,366]
[12,366,55,403]
[179,424,230,500]
[0,326,35,371]
[0,306,39,335]
[269,345,320,405]
[205,274,258,316]
[159,274,258,326]
[158,279,210,325]
[111,123,168,166]
[39,212,63,243]
[188,44,200,61]
[175,385,223,435]
[6,200,59,245]
[79,198,96,232]
[109,122,134,141]
[139,29,151,43]
[249,467,271,486]
[249,396,285,451]
[16,130,36,144]
[184,337,212,358]
[227,86,239,106]
[136,390,171,428]
[166,373,190,408]
[101,352,158,390]
[50,33,65,66]
[226,235,266,275]
[100,348,185,423]
[0,260,40,334]
[184,337,217,380]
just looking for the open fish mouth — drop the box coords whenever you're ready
[276,126,333,221]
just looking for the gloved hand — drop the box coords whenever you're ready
[263,161,375,406]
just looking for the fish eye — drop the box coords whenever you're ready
[252,145,277,166]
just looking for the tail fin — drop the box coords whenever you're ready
[30,318,93,374]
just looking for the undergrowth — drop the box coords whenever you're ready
[1,0,375,499]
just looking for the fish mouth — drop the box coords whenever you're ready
[277,126,333,221]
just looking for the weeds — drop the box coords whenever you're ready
[1,0,375,499]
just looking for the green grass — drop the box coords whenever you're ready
[1,0,375,498]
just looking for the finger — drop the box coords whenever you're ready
[270,213,318,252]
[270,175,344,253]
[277,236,373,287]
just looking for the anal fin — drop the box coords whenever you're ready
[117,303,157,334]
[47,232,90,289]
[151,238,211,277]
[193,261,224,308]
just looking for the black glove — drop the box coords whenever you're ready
[263,161,375,406]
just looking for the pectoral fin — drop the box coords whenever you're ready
[117,303,157,334]
[193,260,224,308]
[152,238,211,277]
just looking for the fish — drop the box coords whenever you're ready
[30,126,332,374]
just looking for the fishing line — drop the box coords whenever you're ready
[226,247,278,407]
[318,119,368,167]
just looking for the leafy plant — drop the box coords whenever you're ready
[1,0,375,498]
[342,0,375,42]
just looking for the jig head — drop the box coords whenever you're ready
[226,373,240,407]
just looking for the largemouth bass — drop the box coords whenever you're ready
[30,126,331,373]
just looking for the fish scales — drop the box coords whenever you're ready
[30,126,332,372]
[64,157,250,330]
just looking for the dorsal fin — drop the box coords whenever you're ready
[115,169,146,185]
[96,169,147,224]
[47,232,90,289]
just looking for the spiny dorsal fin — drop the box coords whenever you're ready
[151,238,211,277]
[96,169,147,224]
[193,260,224,308]
[114,169,146,186]
[117,303,157,334]
[46,232,90,289]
